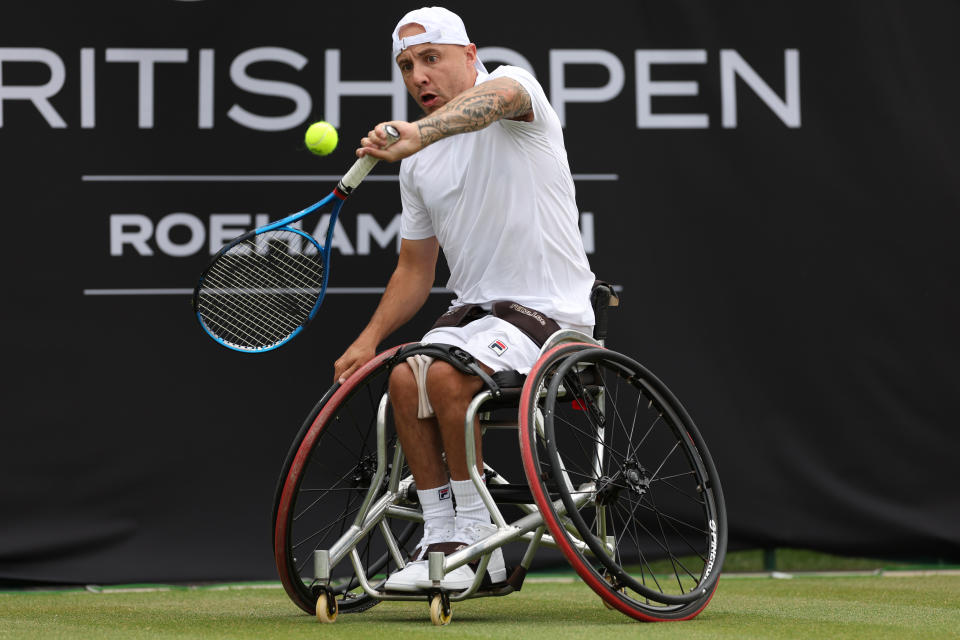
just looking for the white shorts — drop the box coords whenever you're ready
[421,315,593,375]
[421,315,542,375]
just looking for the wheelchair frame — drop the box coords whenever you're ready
[272,291,728,626]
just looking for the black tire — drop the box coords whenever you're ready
[519,344,727,621]
[273,346,418,615]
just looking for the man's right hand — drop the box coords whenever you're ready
[333,337,378,384]
[357,121,422,163]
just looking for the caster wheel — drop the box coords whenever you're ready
[429,593,452,626]
[316,592,338,623]
[602,572,625,611]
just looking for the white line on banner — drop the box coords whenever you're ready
[83,287,453,296]
[80,174,619,182]
[83,285,622,297]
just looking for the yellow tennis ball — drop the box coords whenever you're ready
[304,121,338,156]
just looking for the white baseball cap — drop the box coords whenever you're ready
[391,6,488,74]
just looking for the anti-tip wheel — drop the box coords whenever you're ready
[316,592,338,623]
[602,571,626,611]
[429,593,452,626]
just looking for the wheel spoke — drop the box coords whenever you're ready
[654,473,707,505]
[293,466,364,521]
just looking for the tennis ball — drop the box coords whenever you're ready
[304,121,338,156]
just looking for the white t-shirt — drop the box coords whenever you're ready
[399,65,596,329]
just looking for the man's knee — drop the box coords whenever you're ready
[389,363,419,412]
[425,361,482,408]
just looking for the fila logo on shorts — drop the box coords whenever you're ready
[488,339,508,356]
[438,487,450,501]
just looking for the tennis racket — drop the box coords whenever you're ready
[193,124,399,353]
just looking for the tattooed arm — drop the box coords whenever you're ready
[358,77,533,162]
[416,77,533,146]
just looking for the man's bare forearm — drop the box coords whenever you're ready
[417,77,532,146]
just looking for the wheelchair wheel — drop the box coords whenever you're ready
[273,346,418,615]
[519,343,727,621]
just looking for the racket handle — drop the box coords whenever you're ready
[338,124,400,195]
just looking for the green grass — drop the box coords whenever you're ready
[647,547,960,575]
[536,548,959,579]
[2,573,958,639]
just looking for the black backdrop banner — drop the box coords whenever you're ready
[2,1,958,584]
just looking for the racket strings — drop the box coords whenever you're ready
[203,240,321,327]
[200,246,321,346]
[204,257,311,330]
[197,229,325,350]
[201,264,315,345]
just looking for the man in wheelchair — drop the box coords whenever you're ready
[332,6,596,592]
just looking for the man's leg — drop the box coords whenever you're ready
[385,358,506,589]
[393,360,490,528]
[427,361,492,526]
[389,362,448,487]
[421,361,507,587]
[384,364,457,592]
[425,361,485,481]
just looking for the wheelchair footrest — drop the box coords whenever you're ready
[506,565,526,591]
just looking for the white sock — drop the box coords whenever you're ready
[417,483,455,534]
[450,478,490,525]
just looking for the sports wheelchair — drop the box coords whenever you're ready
[271,284,727,625]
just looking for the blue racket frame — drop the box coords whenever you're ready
[194,124,398,353]
[194,189,347,353]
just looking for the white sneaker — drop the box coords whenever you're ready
[383,522,453,592]
[382,556,478,591]
[413,520,507,590]
[382,559,430,592]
